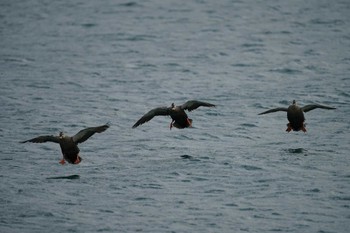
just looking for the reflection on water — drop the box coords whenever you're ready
[46,175,80,180]
[285,148,308,155]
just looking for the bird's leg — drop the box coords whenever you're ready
[59,158,66,165]
[301,123,307,133]
[187,118,192,127]
[286,123,292,132]
[169,120,174,130]
[74,155,81,164]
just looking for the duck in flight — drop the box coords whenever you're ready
[132,100,215,129]
[20,124,109,164]
[258,100,336,132]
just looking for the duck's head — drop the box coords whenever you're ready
[292,100,296,105]
[59,132,64,139]
[171,103,175,109]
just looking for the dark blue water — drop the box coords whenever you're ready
[1,0,349,232]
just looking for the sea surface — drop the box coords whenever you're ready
[1,0,349,232]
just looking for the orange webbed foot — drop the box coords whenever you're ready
[286,123,292,132]
[59,159,66,165]
[74,157,81,164]
[301,125,307,133]
[187,118,192,127]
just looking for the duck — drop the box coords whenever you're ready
[20,124,109,164]
[258,100,336,132]
[132,100,215,129]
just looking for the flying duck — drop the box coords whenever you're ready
[258,100,336,132]
[132,100,215,129]
[21,124,109,164]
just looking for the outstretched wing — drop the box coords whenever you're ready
[181,100,215,112]
[72,124,110,144]
[301,104,336,113]
[258,107,288,115]
[132,107,170,128]
[20,135,60,144]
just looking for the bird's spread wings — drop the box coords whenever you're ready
[132,107,170,128]
[301,104,336,113]
[72,124,110,144]
[258,107,288,115]
[180,100,215,112]
[20,135,60,144]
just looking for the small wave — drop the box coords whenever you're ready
[225,203,238,207]
[181,154,192,159]
[126,34,156,41]
[310,19,345,26]
[331,196,350,201]
[3,57,34,64]
[134,197,154,201]
[239,207,255,211]
[164,62,181,67]
[284,148,307,154]
[269,68,302,75]
[278,100,290,105]
[98,209,114,213]
[118,2,139,7]
[241,165,263,171]
[192,176,208,182]
[240,123,258,128]
[241,43,264,48]
[231,63,256,67]
[205,189,225,194]
[174,134,194,140]
[308,188,321,193]
[338,91,350,98]
[142,183,163,190]
[180,155,200,162]
[81,23,97,28]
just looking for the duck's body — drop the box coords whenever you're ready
[132,100,215,129]
[57,135,81,164]
[286,103,306,132]
[259,100,335,132]
[168,104,193,129]
[21,124,109,164]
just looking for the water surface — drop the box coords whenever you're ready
[1,0,349,232]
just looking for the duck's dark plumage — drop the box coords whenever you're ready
[132,100,215,129]
[21,135,61,144]
[132,107,170,128]
[21,124,109,164]
[180,100,215,111]
[258,100,335,132]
